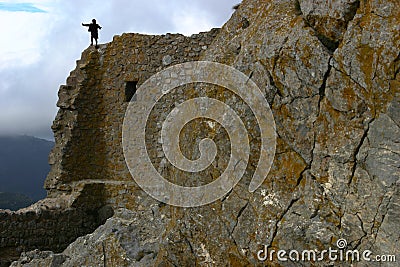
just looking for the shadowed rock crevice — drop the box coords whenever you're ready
[348,118,374,185]
[294,0,303,16]
[300,22,338,52]
[268,198,300,249]
[392,52,400,80]
[231,201,249,237]
[317,59,332,116]
[299,0,360,52]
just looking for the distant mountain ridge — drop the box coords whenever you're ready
[0,135,54,204]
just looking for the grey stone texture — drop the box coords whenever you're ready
[5,0,400,266]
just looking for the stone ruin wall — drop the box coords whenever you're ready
[45,28,219,206]
[0,29,219,266]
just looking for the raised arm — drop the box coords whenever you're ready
[82,23,90,26]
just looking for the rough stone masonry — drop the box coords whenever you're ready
[2,0,399,266]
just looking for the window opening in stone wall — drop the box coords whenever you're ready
[125,81,138,102]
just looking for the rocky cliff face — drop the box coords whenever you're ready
[7,0,399,266]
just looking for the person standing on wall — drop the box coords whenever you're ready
[82,19,102,47]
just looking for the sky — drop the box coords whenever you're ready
[0,0,238,140]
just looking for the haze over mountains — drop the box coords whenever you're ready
[0,135,53,210]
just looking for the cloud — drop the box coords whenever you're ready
[0,12,52,70]
[0,2,46,13]
[0,0,238,140]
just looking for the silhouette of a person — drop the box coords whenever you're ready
[82,19,102,46]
